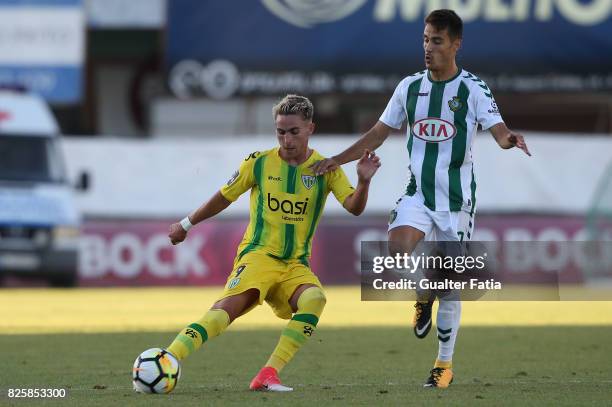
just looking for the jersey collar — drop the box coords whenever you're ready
[427,67,462,84]
[276,147,316,168]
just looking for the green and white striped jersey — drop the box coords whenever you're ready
[380,69,503,212]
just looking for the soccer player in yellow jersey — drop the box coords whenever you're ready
[165,94,380,392]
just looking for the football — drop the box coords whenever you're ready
[132,348,181,394]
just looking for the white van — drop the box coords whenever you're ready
[0,89,88,286]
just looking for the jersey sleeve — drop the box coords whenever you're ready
[475,86,504,131]
[379,79,408,129]
[327,167,355,205]
[219,152,259,202]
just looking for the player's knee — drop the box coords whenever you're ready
[388,226,424,255]
[202,309,230,332]
[310,288,327,309]
[388,239,413,258]
[298,287,327,313]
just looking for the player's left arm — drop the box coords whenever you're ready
[475,85,531,157]
[342,150,381,215]
[489,122,531,156]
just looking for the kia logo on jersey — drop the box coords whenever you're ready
[412,118,457,143]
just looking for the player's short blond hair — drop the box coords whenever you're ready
[272,94,314,121]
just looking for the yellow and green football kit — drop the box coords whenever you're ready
[221,147,355,265]
[218,147,355,318]
[167,147,355,371]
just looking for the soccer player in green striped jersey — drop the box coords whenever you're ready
[164,95,380,392]
[312,9,531,388]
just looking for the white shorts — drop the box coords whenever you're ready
[388,195,475,242]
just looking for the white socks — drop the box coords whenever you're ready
[436,299,461,362]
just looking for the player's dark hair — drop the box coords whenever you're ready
[273,94,314,121]
[425,9,463,40]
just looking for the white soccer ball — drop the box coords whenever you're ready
[132,348,181,394]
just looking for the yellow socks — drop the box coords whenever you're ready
[167,309,230,360]
[265,287,326,372]
[168,287,326,369]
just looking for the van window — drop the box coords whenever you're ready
[0,135,66,183]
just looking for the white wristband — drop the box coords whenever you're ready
[180,216,193,232]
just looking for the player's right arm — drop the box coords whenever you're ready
[168,192,231,245]
[311,122,391,176]
[168,151,259,245]
[311,78,408,175]
[341,150,381,215]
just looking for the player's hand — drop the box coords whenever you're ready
[168,222,187,245]
[508,131,531,156]
[310,157,339,176]
[356,149,381,182]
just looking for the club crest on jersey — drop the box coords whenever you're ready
[302,175,316,190]
[412,118,457,143]
[228,277,240,289]
[448,96,463,112]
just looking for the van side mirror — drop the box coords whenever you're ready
[75,171,90,191]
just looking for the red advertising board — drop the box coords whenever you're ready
[78,215,609,286]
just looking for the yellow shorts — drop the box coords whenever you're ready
[218,252,323,320]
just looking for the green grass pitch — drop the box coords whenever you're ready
[2,326,611,406]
